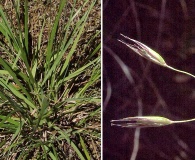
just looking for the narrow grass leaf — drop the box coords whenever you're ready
[33,96,49,132]
[58,57,99,87]
[0,114,20,127]
[79,134,91,160]
[46,0,67,65]
[0,57,33,102]
[24,0,29,54]
[43,145,58,160]
[59,1,95,76]
[10,119,24,142]
[54,126,86,160]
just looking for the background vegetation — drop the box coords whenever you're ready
[0,0,100,159]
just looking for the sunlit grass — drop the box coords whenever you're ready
[0,0,100,159]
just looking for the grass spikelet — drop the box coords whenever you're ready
[111,116,195,128]
[111,116,173,128]
[118,34,195,78]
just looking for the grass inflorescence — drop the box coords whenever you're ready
[112,34,195,128]
[118,34,195,78]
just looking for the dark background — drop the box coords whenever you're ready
[103,0,195,160]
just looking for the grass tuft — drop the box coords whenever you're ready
[0,0,100,159]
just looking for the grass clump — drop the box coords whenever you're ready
[0,0,100,159]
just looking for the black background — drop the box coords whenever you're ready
[103,0,195,159]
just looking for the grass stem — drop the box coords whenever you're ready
[166,65,195,79]
[173,118,195,123]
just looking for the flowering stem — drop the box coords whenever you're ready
[173,118,195,124]
[166,65,195,79]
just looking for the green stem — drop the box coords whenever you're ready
[166,65,195,78]
[173,118,195,124]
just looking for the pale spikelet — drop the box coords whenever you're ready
[111,115,195,128]
[118,34,167,66]
[118,34,195,78]
[111,116,173,128]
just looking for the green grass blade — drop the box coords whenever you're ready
[0,57,33,101]
[33,96,49,132]
[43,145,58,160]
[46,0,67,65]
[58,57,99,87]
[24,0,29,54]
[0,114,20,127]
[79,134,91,160]
[54,126,86,160]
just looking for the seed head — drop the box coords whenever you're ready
[111,116,173,128]
[118,34,195,79]
[118,34,167,67]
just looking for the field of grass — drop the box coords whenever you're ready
[0,0,100,159]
